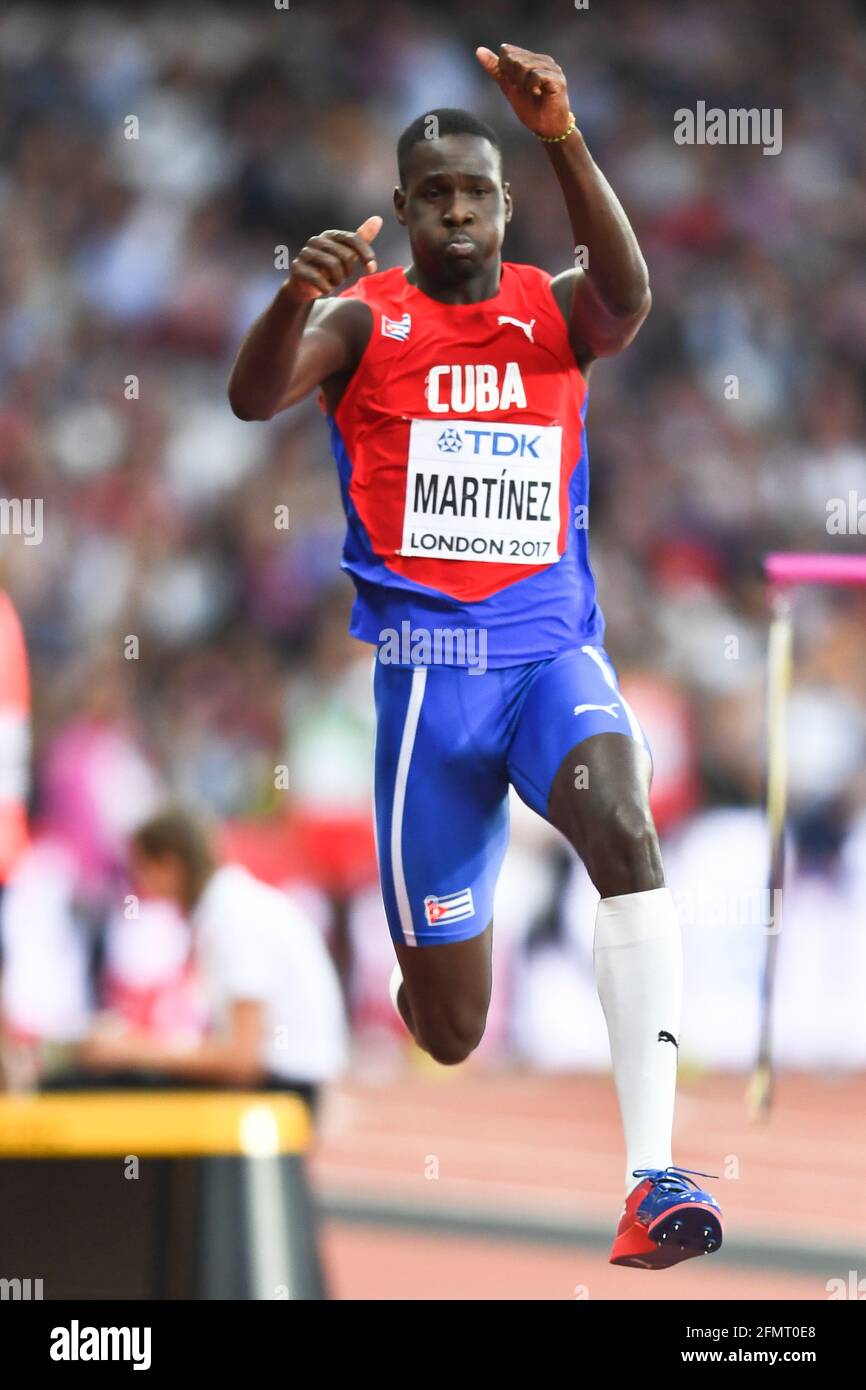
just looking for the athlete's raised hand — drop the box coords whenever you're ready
[476,44,572,139]
[285,215,383,303]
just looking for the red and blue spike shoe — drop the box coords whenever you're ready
[609,1166,723,1269]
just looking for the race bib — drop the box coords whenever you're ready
[400,418,563,565]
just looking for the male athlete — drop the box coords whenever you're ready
[229,43,722,1268]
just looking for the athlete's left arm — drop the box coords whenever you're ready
[477,44,651,368]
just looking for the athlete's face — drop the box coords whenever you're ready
[394,135,512,284]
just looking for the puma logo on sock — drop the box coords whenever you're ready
[658,1030,679,1048]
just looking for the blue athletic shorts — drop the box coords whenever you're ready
[373,644,651,947]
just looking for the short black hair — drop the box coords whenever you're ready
[397,108,502,186]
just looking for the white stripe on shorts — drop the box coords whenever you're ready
[580,645,647,749]
[391,666,427,947]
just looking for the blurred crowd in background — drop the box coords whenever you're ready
[1,0,865,1080]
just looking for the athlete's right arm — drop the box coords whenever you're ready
[227,216,381,421]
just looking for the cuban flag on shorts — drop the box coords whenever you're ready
[381,312,411,341]
[423,888,475,926]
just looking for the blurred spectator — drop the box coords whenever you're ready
[78,808,349,1114]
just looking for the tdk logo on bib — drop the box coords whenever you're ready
[436,428,462,453]
[401,417,563,565]
[435,427,542,459]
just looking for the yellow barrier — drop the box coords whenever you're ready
[0,1091,313,1157]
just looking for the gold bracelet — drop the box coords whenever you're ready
[536,112,577,143]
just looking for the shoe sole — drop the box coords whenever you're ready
[611,1202,723,1270]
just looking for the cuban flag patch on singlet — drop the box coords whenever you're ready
[381,312,411,341]
[423,887,475,926]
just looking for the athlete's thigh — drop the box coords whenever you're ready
[373,660,509,1001]
[506,643,652,820]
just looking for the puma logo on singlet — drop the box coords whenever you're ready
[573,702,620,717]
[497,314,536,342]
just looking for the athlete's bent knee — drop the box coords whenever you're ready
[582,799,663,896]
[415,1010,487,1067]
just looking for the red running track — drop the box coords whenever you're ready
[310,1065,866,1301]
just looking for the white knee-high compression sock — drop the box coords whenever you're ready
[593,887,683,1195]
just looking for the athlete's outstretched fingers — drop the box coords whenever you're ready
[320,229,378,275]
[286,218,383,302]
[308,234,360,274]
[497,44,550,95]
[299,242,349,286]
[286,254,333,300]
[353,215,383,272]
[475,46,503,81]
[393,923,493,1067]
